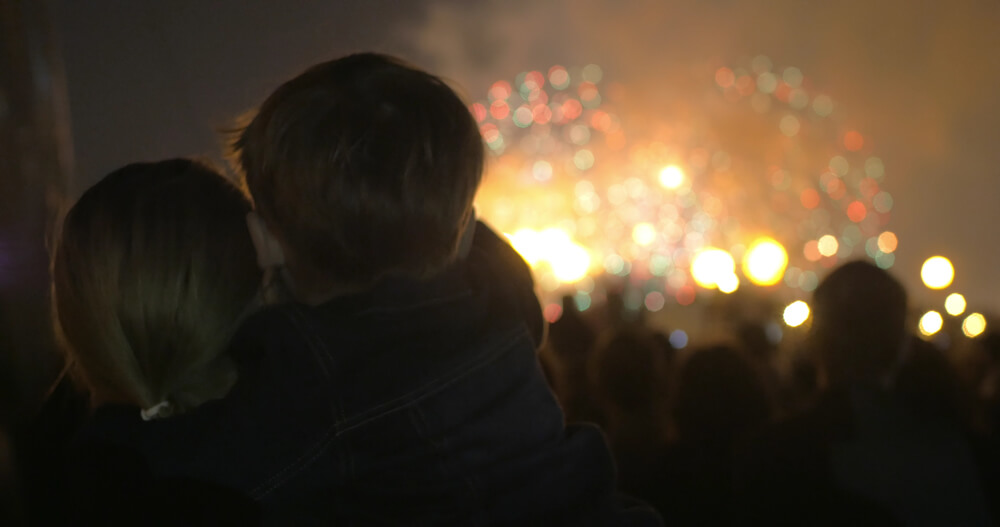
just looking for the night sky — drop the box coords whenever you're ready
[50,0,1000,314]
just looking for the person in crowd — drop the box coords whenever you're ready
[655,344,770,526]
[219,52,660,524]
[545,294,600,423]
[587,326,671,474]
[733,260,994,526]
[974,331,1000,434]
[51,159,262,524]
[587,325,673,495]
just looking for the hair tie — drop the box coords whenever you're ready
[140,400,172,421]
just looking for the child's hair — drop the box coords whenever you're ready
[229,52,483,287]
[51,159,262,416]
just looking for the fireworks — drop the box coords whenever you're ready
[472,56,897,309]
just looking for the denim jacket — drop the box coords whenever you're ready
[76,225,661,526]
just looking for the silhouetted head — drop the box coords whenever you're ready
[589,326,670,415]
[673,345,770,444]
[229,53,482,300]
[810,260,908,386]
[52,159,262,417]
[736,322,775,362]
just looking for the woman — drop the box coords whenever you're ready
[51,158,263,524]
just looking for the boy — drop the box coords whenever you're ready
[228,53,661,525]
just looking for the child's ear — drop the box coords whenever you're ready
[246,212,285,269]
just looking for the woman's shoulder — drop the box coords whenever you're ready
[68,434,259,526]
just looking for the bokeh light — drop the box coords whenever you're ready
[783,300,810,327]
[877,231,898,253]
[962,313,987,338]
[644,291,666,312]
[843,130,864,151]
[717,272,740,294]
[921,256,954,290]
[918,310,944,337]
[692,248,736,289]
[632,222,658,246]
[543,303,563,323]
[817,235,839,257]
[944,293,966,316]
[658,165,685,189]
[669,329,689,349]
[474,60,894,304]
[507,228,591,284]
[742,237,788,286]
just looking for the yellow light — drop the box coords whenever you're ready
[742,237,788,286]
[507,229,544,266]
[921,256,954,290]
[717,272,740,294]
[548,241,591,283]
[658,165,685,189]
[691,248,736,289]
[506,228,591,283]
[963,313,987,338]
[918,310,944,336]
[783,300,810,327]
[632,222,658,246]
[817,235,839,257]
[944,293,966,316]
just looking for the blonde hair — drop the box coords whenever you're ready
[52,159,262,415]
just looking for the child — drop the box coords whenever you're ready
[226,52,662,525]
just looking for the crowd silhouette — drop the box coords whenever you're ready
[542,261,1000,526]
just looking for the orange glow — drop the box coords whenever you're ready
[774,82,791,102]
[480,124,499,143]
[736,75,755,96]
[825,178,846,199]
[490,100,509,120]
[470,103,487,123]
[860,178,880,198]
[562,99,582,120]
[548,66,569,89]
[803,240,821,262]
[715,67,735,88]
[524,71,545,89]
[606,131,626,150]
[578,82,599,101]
[800,188,820,209]
[590,111,612,131]
[532,104,552,125]
[676,285,696,306]
[844,131,865,151]
[543,303,563,323]
[489,81,512,101]
[847,201,867,222]
[877,231,898,253]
